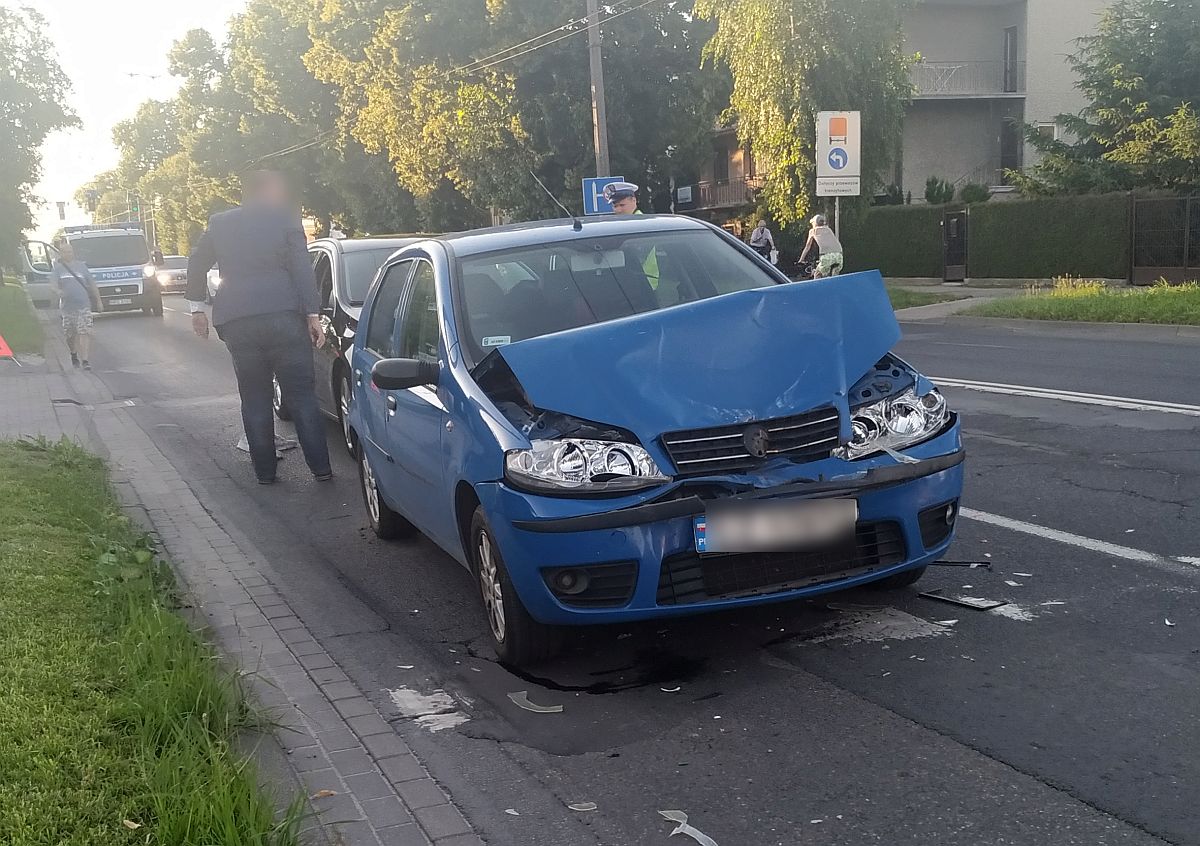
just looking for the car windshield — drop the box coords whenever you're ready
[164,256,187,269]
[456,229,778,363]
[71,235,149,268]
[345,248,401,304]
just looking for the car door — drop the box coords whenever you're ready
[311,248,337,414]
[354,259,415,510]
[386,259,452,545]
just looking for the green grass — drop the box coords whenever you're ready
[967,278,1200,325]
[0,438,303,846]
[886,285,966,310]
[0,282,44,354]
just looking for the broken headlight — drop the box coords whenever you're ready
[505,439,669,493]
[837,387,949,461]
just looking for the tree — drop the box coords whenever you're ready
[0,5,77,262]
[694,0,913,225]
[1014,0,1200,194]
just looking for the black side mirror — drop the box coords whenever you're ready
[371,358,438,390]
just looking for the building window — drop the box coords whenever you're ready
[1000,119,1023,184]
[712,142,730,183]
[1003,26,1020,92]
[1036,122,1060,143]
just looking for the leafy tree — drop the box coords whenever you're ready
[958,183,991,205]
[1015,0,1200,194]
[0,5,77,263]
[694,0,913,225]
[924,176,954,205]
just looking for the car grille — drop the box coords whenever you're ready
[100,284,141,296]
[542,562,638,608]
[656,521,906,606]
[660,406,841,476]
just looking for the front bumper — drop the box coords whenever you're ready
[98,282,159,311]
[476,425,965,625]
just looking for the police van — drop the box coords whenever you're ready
[22,224,164,316]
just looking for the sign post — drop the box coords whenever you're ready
[815,111,862,235]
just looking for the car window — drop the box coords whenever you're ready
[312,251,334,309]
[456,229,778,363]
[344,248,402,304]
[365,260,413,358]
[70,234,149,268]
[397,262,439,366]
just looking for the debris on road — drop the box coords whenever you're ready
[919,589,1008,611]
[504,809,520,816]
[935,619,959,627]
[569,802,598,812]
[311,789,337,799]
[1165,619,1176,627]
[661,686,682,693]
[507,691,564,714]
[1041,601,1066,606]
[932,560,993,571]
[1013,572,1034,577]
[1005,580,1024,587]
[388,687,470,731]
[659,810,720,845]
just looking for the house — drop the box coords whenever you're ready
[679,0,1108,219]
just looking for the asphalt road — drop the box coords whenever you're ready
[81,302,1198,846]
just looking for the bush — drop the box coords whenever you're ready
[842,204,947,277]
[924,176,955,205]
[959,183,991,205]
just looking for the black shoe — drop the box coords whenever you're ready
[81,361,91,371]
[314,471,334,482]
[70,353,79,367]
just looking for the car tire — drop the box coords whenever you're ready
[337,369,355,457]
[358,448,416,540]
[871,565,928,590]
[469,506,563,667]
[272,375,292,421]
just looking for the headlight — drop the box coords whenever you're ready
[837,387,949,461]
[142,264,156,278]
[156,272,171,285]
[505,439,669,493]
[210,275,222,288]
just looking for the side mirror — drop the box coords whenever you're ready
[371,358,438,391]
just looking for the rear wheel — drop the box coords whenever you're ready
[872,565,928,590]
[272,375,292,421]
[469,507,562,667]
[337,369,355,456]
[358,449,415,539]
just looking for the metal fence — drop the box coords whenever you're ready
[1132,196,1200,284]
[911,61,1027,97]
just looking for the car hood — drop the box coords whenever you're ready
[495,270,901,441]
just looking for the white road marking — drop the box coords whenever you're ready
[960,507,1200,578]
[933,377,1200,417]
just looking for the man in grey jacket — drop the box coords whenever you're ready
[186,169,332,485]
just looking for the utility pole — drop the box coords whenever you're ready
[585,0,611,177]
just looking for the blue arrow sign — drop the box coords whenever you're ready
[828,148,849,171]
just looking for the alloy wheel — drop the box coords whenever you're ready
[361,453,380,523]
[477,531,506,643]
[339,373,354,454]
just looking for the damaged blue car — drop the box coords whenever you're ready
[348,215,964,666]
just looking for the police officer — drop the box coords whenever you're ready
[603,181,641,215]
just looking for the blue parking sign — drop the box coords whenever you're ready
[582,176,625,215]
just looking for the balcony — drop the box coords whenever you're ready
[911,60,1026,98]
[678,176,764,212]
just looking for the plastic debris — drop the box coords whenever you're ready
[1041,601,1066,606]
[661,686,682,693]
[507,691,563,713]
[397,665,414,669]
[935,620,959,627]
[310,789,337,799]
[932,560,993,571]
[659,810,720,846]
[1013,572,1034,577]
[504,809,520,816]
[919,589,1008,611]
[1165,619,1176,627]
[569,802,598,812]
[1004,580,1024,587]
[811,819,824,824]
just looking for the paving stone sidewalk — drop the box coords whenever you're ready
[0,317,483,846]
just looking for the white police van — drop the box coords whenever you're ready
[22,224,164,316]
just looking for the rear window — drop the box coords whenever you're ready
[70,235,149,269]
[344,248,401,304]
[456,229,778,364]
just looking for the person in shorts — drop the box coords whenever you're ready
[798,214,845,278]
[51,240,101,369]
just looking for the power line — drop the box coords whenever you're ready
[448,7,600,78]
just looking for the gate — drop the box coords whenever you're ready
[942,209,968,282]
[1132,196,1200,284]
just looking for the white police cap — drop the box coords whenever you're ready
[602,181,640,201]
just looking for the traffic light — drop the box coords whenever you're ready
[131,195,141,219]
[85,190,99,213]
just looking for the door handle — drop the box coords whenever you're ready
[386,395,397,413]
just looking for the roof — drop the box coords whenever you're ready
[432,214,714,259]
[311,236,424,254]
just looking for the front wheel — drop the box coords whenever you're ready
[358,449,416,540]
[272,375,292,421]
[469,507,563,667]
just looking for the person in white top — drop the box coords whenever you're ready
[748,219,775,260]
[798,214,844,278]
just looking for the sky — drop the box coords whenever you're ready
[26,0,247,240]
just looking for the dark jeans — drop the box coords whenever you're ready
[219,311,331,481]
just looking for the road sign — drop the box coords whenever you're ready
[582,176,625,215]
[816,111,861,197]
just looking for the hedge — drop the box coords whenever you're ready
[836,192,1133,280]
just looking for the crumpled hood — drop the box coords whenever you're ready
[496,270,901,442]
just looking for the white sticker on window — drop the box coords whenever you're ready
[482,336,512,347]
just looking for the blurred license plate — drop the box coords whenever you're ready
[694,499,858,554]
[109,298,132,305]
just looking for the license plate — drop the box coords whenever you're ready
[694,499,858,555]
[108,298,133,305]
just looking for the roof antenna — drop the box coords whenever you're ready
[529,169,583,231]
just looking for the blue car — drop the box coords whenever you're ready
[349,215,964,666]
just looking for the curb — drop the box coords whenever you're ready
[15,321,483,846]
[940,314,1200,340]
